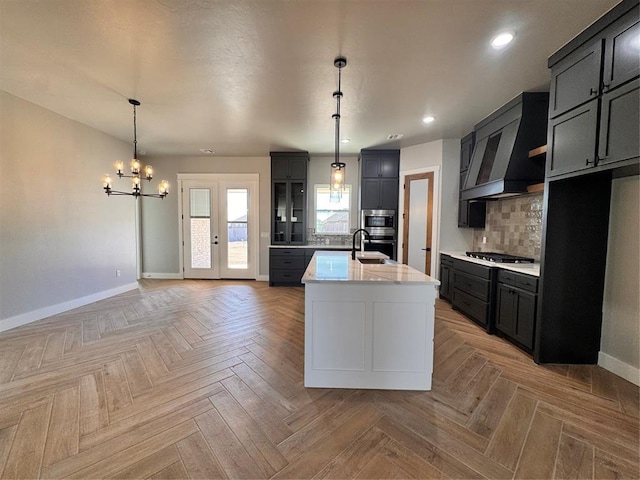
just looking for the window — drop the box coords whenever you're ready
[315,185,351,234]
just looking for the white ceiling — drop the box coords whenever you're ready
[0,0,621,157]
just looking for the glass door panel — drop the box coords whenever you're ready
[182,181,219,279]
[273,181,288,243]
[226,188,248,270]
[290,181,304,243]
[189,188,212,269]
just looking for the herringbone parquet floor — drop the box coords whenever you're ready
[0,279,637,479]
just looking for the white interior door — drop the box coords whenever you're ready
[402,172,434,274]
[181,175,259,280]
[182,181,220,279]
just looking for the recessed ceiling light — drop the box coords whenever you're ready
[200,148,214,154]
[491,31,515,49]
[422,115,436,124]
[341,138,351,144]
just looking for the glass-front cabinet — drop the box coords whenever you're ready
[271,152,308,245]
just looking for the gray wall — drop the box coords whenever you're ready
[0,91,136,323]
[600,176,639,379]
[139,155,271,276]
[399,140,473,273]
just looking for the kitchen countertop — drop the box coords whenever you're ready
[441,251,540,277]
[302,250,440,285]
[270,244,351,249]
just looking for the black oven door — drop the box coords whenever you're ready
[364,241,396,260]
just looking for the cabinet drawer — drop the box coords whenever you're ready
[453,259,493,279]
[498,269,538,293]
[453,271,491,301]
[270,248,304,257]
[270,269,304,285]
[452,288,489,327]
[515,274,538,293]
[270,255,305,269]
[498,270,516,285]
[441,254,454,267]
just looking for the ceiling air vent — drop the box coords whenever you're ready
[386,134,404,141]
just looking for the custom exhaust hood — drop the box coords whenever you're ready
[461,92,549,201]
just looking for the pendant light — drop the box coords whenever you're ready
[102,99,169,199]
[330,56,347,203]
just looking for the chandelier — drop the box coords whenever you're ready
[102,99,169,199]
[330,56,347,203]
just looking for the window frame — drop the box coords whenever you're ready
[314,184,352,236]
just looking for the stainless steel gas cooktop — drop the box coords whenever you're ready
[465,252,535,263]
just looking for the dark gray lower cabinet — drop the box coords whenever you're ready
[496,270,538,351]
[451,259,496,333]
[270,247,350,286]
[269,248,306,286]
[439,254,454,301]
[440,254,539,353]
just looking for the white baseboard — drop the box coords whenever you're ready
[256,275,269,282]
[141,272,183,279]
[598,351,640,386]
[0,282,139,334]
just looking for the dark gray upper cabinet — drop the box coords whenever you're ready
[272,153,308,180]
[460,132,474,171]
[548,40,601,119]
[546,1,639,179]
[458,132,486,228]
[271,152,309,245]
[361,151,400,178]
[547,100,599,177]
[361,178,399,210]
[598,79,640,166]
[602,8,640,92]
[359,149,400,211]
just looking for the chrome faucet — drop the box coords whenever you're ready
[352,228,370,260]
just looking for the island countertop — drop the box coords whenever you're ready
[302,250,440,285]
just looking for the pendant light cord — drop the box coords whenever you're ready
[132,102,138,160]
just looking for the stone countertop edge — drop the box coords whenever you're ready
[302,250,440,285]
[270,244,351,249]
[440,251,541,278]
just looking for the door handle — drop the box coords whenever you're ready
[422,247,431,252]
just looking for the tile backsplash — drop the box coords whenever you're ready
[306,228,355,246]
[472,193,543,260]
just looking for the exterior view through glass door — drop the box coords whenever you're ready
[181,176,258,280]
[183,182,220,279]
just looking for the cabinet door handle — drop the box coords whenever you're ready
[589,87,598,96]
[586,158,596,166]
[602,83,610,92]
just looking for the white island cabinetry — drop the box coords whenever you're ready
[302,251,439,391]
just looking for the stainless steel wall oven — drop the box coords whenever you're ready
[361,209,397,259]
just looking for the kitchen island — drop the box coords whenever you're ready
[302,250,439,391]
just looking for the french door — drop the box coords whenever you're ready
[180,175,258,280]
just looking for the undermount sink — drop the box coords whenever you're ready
[357,257,396,265]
